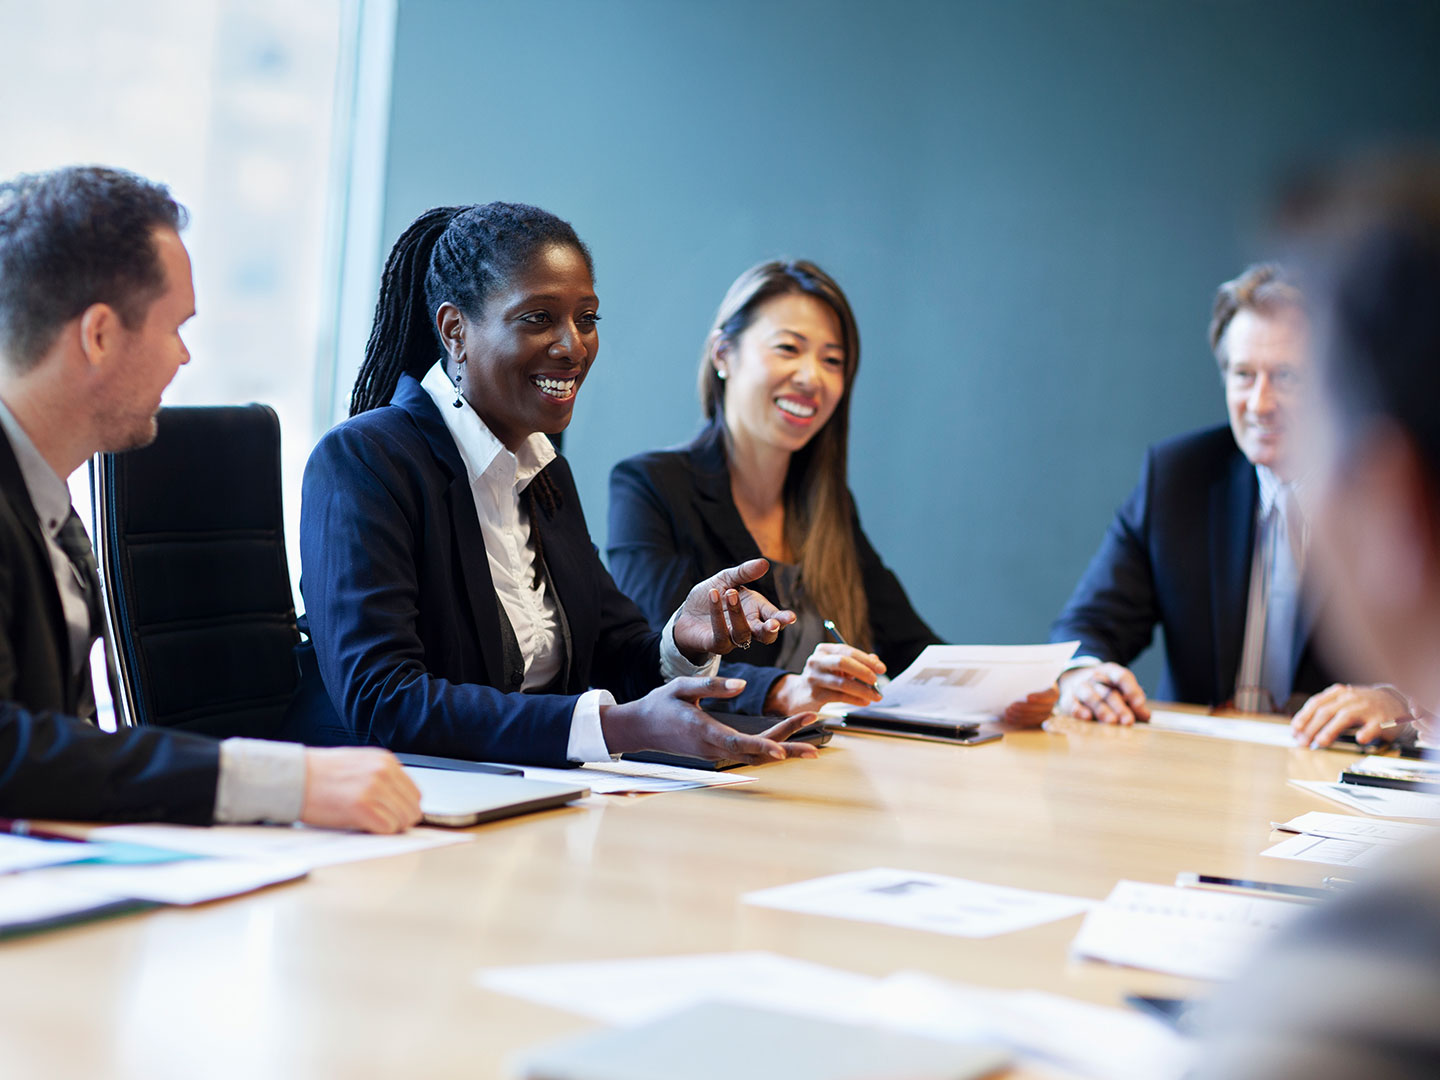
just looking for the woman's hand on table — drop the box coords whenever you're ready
[601,676,819,765]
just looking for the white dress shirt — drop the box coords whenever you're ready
[0,397,305,824]
[419,362,717,761]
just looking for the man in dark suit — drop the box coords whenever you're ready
[0,165,420,829]
[1193,155,1440,1080]
[1050,264,1416,746]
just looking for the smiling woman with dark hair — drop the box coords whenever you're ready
[607,259,1056,723]
[284,203,818,767]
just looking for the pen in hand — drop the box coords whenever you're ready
[823,619,883,696]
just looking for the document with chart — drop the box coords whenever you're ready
[849,643,1079,722]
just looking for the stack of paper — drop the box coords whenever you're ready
[90,822,471,869]
[509,760,756,794]
[1289,778,1440,819]
[479,952,1195,1080]
[742,867,1094,938]
[1070,880,1304,981]
[1263,810,1436,868]
[1145,709,1298,747]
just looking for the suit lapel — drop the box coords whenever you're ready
[688,423,772,589]
[1209,449,1258,701]
[0,428,74,685]
[391,377,508,685]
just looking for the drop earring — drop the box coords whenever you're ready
[452,358,465,409]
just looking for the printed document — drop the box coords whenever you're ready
[1289,779,1440,820]
[90,822,470,869]
[0,834,95,874]
[479,953,1195,1080]
[512,761,756,794]
[1144,709,1298,747]
[1273,810,1434,844]
[742,867,1094,938]
[854,643,1079,722]
[1071,880,1303,981]
[1260,832,1390,868]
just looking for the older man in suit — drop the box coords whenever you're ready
[1193,156,1440,1080]
[1050,263,1417,747]
[0,165,420,830]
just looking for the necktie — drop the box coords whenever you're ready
[54,509,125,725]
[1261,486,1303,712]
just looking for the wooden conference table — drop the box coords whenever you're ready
[2,707,1363,1079]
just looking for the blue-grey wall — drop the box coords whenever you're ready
[373,0,1440,686]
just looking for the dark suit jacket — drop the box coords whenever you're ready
[0,428,220,822]
[1049,424,1341,707]
[284,374,669,766]
[607,422,940,713]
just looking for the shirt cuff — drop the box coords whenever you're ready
[660,607,721,681]
[1063,655,1103,674]
[567,688,617,763]
[214,738,307,824]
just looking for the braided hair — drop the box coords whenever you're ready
[349,201,593,415]
[350,201,592,584]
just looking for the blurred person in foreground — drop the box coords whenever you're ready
[1194,155,1440,1079]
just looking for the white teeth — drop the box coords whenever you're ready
[775,397,816,418]
[532,375,577,399]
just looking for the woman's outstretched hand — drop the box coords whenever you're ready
[672,558,797,662]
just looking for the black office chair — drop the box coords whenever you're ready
[92,404,300,738]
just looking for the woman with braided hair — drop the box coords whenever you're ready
[284,203,818,767]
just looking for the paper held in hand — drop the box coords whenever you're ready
[834,642,1078,723]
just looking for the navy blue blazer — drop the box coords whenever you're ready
[608,422,939,713]
[283,374,669,766]
[1049,424,1342,707]
[0,428,220,822]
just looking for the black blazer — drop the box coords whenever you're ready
[283,374,670,766]
[0,428,220,822]
[1049,424,1342,707]
[607,422,940,713]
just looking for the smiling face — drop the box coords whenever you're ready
[1220,307,1309,480]
[443,243,599,451]
[717,292,847,456]
[96,227,195,451]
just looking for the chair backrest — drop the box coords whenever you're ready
[93,404,299,737]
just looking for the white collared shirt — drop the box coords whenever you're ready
[0,396,304,824]
[420,362,717,762]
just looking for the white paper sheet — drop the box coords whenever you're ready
[1289,778,1440,819]
[508,761,756,794]
[89,822,470,869]
[477,951,874,1026]
[859,642,1078,721]
[45,857,308,905]
[0,834,95,874]
[1260,832,1390,868]
[865,971,1196,1080]
[1145,709,1298,747]
[478,953,1195,1080]
[1071,880,1303,981]
[742,867,1094,938]
[0,875,126,928]
[1274,810,1435,844]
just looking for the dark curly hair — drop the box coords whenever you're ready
[0,165,187,372]
[348,201,592,415]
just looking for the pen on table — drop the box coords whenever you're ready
[0,818,89,843]
[823,619,881,695]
